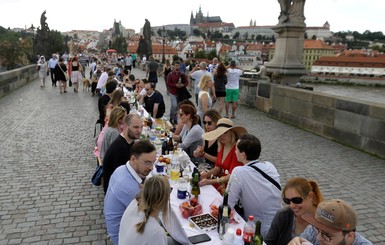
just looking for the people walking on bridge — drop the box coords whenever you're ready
[48,54,58,86]
[36,56,48,88]
[54,57,67,94]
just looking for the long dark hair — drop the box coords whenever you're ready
[215,62,227,77]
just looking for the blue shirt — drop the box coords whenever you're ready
[104,162,142,244]
[301,225,373,245]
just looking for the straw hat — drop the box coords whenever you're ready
[202,118,247,141]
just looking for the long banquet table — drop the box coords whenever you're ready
[150,158,246,245]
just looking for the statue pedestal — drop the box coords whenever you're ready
[266,24,307,85]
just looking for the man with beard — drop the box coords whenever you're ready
[102,114,143,193]
[104,140,156,245]
[288,199,372,245]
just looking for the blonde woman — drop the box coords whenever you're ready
[119,176,170,245]
[199,118,247,194]
[197,75,214,122]
[100,106,127,160]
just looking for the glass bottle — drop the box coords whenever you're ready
[251,221,263,245]
[167,132,174,154]
[190,169,200,197]
[170,153,180,181]
[218,193,231,234]
[219,206,230,240]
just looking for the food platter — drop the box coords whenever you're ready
[188,213,218,232]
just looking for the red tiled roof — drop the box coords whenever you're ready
[304,40,334,49]
[314,56,385,68]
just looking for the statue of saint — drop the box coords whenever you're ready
[288,0,306,20]
[143,19,151,41]
[278,0,306,24]
[40,10,47,29]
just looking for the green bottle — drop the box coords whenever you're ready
[251,220,263,245]
[190,169,200,197]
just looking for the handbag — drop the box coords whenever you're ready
[91,165,103,186]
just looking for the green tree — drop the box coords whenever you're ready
[194,50,207,59]
[233,32,240,39]
[193,29,202,37]
[207,50,217,60]
[111,34,127,54]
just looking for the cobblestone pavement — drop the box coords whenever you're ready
[1,67,384,244]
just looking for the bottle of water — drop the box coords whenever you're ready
[233,228,244,245]
[243,215,255,245]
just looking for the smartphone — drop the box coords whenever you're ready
[188,234,211,244]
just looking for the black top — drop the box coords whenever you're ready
[54,63,67,81]
[102,135,135,193]
[265,207,295,245]
[204,139,218,168]
[144,90,165,119]
[98,94,110,126]
[214,75,227,93]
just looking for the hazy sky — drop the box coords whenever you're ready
[0,0,384,34]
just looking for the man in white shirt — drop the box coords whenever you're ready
[190,62,213,104]
[96,67,111,95]
[227,133,281,237]
[225,60,243,118]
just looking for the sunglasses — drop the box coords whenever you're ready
[283,197,303,205]
[203,121,212,126]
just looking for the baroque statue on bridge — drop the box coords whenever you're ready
[278,0,306,24]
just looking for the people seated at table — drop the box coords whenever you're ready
[193,109,221,168]
[143,82,166,119]
[119,175,170,245]
[226,133,281,237]
[173,100,201,135]
[100,106,127,161]
[135,78,149,104]
[288,199,373,245]
[104,140,157,245]
[105,89,125,117]
[265,177,324,245]
[197,75,214,123]
[199,118,247,194]
[102,114,144,193]
[172,104,203,161]
[98,79,118,127]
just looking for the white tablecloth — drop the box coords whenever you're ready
[151,155,244,245]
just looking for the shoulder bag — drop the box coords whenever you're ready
[234,163,281,217]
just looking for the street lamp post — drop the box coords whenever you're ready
[162,26,166,64]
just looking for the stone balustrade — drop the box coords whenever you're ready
[0,65,38,98]
[239,77,385,159]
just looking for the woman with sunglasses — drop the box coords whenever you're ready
[193,109,221,169]
[265,177,324,245]
[172,104,203,161]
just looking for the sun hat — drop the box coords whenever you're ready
[202,118,247,141]
[302,199,357,233]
